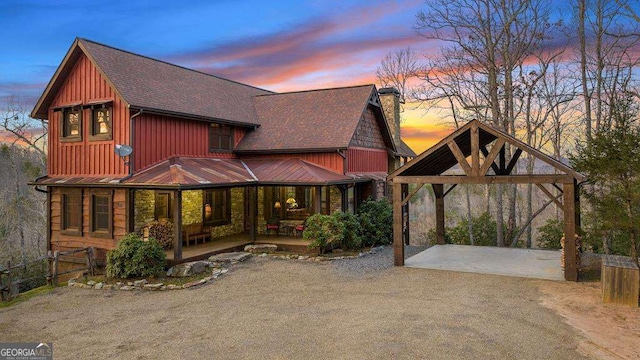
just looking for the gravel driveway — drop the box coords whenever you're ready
[0,247,587,359]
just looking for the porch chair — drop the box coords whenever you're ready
[294,219,307,238]
[266,217,280,237]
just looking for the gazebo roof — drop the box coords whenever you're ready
[388,119,586,183]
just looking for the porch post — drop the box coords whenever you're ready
[314,186,322,214]
[249,186,257,242]
[173,190,183,262]
[563,182,578,281]
[402,184,410,245]
[339,185,347,212]
[433,184,445,245]
[393,181,404,266]
[127,189,135,233]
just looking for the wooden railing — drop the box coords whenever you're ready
[0,247,95,302]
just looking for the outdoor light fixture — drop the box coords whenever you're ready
[274,201,282,209]
[286,197,297,208]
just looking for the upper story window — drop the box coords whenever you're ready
[90,107,112,140]
[209,124,233,152]
[62,108,82,141]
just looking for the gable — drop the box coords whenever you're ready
[389,119,586,181]
[349,105,386,149]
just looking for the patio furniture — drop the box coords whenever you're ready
[294,220,306,237]
[279,219,305,236]
[182,223,211,246]
[266,217,280,237]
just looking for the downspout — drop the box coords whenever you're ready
[119,108,143,183]
[34,174,48,193]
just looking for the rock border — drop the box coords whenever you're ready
[66,246,387,292]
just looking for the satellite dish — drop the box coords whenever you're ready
[114,144,133,158]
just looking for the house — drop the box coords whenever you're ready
[31,38,416,264]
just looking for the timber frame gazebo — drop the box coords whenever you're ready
[387,120,587,281]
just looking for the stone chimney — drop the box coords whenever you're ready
[378,87,401,145]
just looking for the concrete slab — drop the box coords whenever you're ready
[405,245,564,281]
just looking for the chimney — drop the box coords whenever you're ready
[378,87,401,145]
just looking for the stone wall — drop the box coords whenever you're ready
[330,186,342,214]
[181,190,202,226]
[134,190,155,232]
[210,188,245,237]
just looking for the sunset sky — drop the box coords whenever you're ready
[0,0,631,153]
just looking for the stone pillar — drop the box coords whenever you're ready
[378,87,401,144]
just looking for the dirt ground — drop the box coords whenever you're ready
[0,257,630,359]
[538,280,640,360]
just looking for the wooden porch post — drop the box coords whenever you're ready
[393,181,404,265]
[314,186,322,214]
[249,186,257,242]
[173,190,183,262]
[563,182,578,281]
[433,184,445,245]
[402,184,410,245]
[126,189,135,233]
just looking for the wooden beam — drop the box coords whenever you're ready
[393,174,576,185]
[447,140,473,176]
[480,138,506,175]
[402,184,410,246]
[249,186,257,242]
[499,146,506,174]
[433,184,445,245]
[471,123,480,176]
[393,182,404,266]
[401,183,425,206]
[443,184,458,197]
[552,183,563,193]
[505,148,523,175]
[535,183,564,210]
[563,182,578,281]
[173,190,183,263]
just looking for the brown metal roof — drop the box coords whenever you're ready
[243,158,359,185]
[32,38,272,125]
[396,139,417,158]
[236,85,385,152]
[34,157,367,188]
[125,158,257,188]
[30,176,125,187]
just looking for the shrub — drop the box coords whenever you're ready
[536,218,563,249]
[106,233,166,278]
[139,219,174,250]
[357,198,393,247]
[304,214,345,253]
[448,212,498,246]
[332,211,362,250]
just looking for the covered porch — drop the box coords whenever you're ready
[126,157,382,264]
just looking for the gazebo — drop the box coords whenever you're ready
[387,120,586,281]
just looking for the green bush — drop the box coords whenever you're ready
[425,227,452,245]
[448,212,498,246]
[332,211,362,250]
[537,218,563,249]
[357,198,393,247]
[106,233,166,278]
[304,213,345,253]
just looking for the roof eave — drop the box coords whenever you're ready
[130,105,260,128]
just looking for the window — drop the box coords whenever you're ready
[203,189,231,226]
[62,108,82,140]
[90,107,112,139]
[208,124,233,152]
[154,192,173,220]
[90,192,112,237]
[61,189,82,235]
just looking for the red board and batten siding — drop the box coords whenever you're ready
[133,113,245,171]
[346,147,388,173]
[247,152,345,174]
[48,53,130,176]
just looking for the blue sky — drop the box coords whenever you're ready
[0,0,424,104]
[1,0,638,152]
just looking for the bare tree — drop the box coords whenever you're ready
[376,47,419,104]
[414,0,556,246]
[1,95,47,161]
